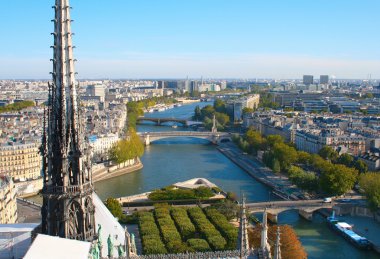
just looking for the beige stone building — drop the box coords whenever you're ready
[0,142,41,181]
[0,175,17,223]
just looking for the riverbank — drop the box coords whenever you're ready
[217,142,304,200]
[92,158,143,183]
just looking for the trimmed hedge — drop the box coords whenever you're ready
[187,207,226,251]
[204,208,238,250]
[154,205,189,253]
[170,207,196,240]
[148,186,214,201]
[187,238,211,252]
[137,211,167,255]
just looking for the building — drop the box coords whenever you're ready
[89,133,119,162]
[86,84,105,102]
[0,175,17,224]
[320,75,329,84]
[0,142,41,182]
[359,153,380,171]
[226,94,260,121]
[303,75,314,85]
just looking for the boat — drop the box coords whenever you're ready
[172,125,178,129]
[327,211,372,250]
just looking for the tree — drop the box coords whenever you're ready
[109,128,144,165]
[337,153,353,167]
[288,166,319,192]
[273,142,298,170]
[105,198,123,219]
[354,160,368,174]
[318,146,339,162]
[214,99,226,113]
[248,225,307,259]
[200,105,215,120]
[193,105,202,120]
[215,112,230,127]
[319,164,359,196]
[297,151,312,165]
[212,200,239,220]
[359,172,380,211]
[245,128,265,152]
[272,158,281,174]
[266,135,284,149]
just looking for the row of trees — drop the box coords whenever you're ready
[193,99,230,130]
[108,128,144,165]
[0,100,35,113]
[127,97,178,129]
[148,186,214,201]
[233,128,364,196]
[359,173,380,211]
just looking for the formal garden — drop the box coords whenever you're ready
[137,204,238,255]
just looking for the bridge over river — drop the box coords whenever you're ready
[246,199,334,222]
[137,117,203,127]
[138,131,232,145]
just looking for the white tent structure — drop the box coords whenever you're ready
[24,234,91,259]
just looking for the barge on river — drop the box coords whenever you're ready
[327,211,372,250]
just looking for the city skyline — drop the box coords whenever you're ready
[0,0,379,79]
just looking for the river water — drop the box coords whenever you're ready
[94,102,379,259]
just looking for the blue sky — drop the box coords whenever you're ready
[0,0,379,79]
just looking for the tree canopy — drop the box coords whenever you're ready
[359,172,380,211]
[109,128,144,164]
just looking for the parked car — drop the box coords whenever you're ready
[323,197,332,203]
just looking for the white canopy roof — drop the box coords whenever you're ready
[24,234,91,259]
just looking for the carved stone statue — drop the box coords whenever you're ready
[91,244,100,259]
[97,224,103,252]
[107,234,114,258]
[118,245,125,257]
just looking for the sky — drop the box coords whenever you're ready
[0,0,379,79]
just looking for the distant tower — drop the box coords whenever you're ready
[274,227,281,259]
[238,195,250,258]
[211,114,217,133]
[40,0,96,241]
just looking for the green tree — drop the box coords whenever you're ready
[320,164,358,196]
[215,112,230,127]
[297,151,312,165]
[288,166,319,192]
[105,198,123,219]
[193,105,202,120]
[245,128,265,152]
[200,105,215,120]
[272,158,281,174]
[337,153,354,167]
[273,142,298,170]
[266,135,284,149]
[214,99,226,113]
[318,146,339,162]
[359,172,380,211]
[354,160,368,174]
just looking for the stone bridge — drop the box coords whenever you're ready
[137,117,203,127]
[246,199,333,222]
[138,131,232,145]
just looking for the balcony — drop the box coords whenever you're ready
[42,182,93,196]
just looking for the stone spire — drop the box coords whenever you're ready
[238,195,250,258]
[40,0,95,241]
[274,227,281,259]
[261,209,271,257]
[211,114,217,133]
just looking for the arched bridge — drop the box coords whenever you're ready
[245,199,334,222]
[137,117,204,127]
[138,131,232,145]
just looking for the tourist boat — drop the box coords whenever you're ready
[171,125,178,129]
[327,211,372,250]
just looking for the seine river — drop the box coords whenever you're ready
[94,102,379,259]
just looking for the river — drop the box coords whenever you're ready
[94,101,379,259]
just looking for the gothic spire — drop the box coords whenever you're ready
[41,0,95,242]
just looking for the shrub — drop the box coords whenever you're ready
[137,212,167,255]
[170,207,196,240]
[204,208,238,250]
[187,207,226,250]
[187,239,212,252]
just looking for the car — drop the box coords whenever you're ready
[323,197,332,203]
[338,198,351,203]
